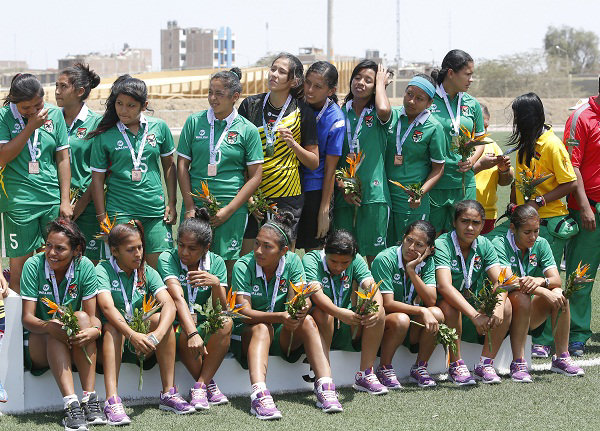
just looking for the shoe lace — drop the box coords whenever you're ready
[258,394,276,409]
[453,364,471,376]
[414,366,431,378]
[364,372,381,385]
[318,386,338,402]
[513,361,529,373]
[86,397,103,414]
[379,367,397,380]
[207,382,222,395]
[481,363,496,374]
[108,402,126,416]
[191,387,207,399]
[67,403,85,420]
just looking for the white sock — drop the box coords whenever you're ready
[251,382,267,396]
[479,355,492,365]
[81,391,95,404]
[315,376,333,390]
[63,394,78,409]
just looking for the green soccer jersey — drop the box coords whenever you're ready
[157,248,227,322]
[302,250,372,309]
[385,108,446,213]
[66,105,102,217]
[96,257,166,320]
[492,231,557,278]
[233,251,305,313]
[90,115,175,218]
[372,245,436,304]
[335,102,393,209]
[20,254,98,321]
[430,88,484,190]
[0,103,69,211]
[177,109,263,213]
[434,231,500,293]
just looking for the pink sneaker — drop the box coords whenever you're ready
[551,352,584,376]
[376,364,402,389]
[448,359,476,386]
[353,367,388,395]
[103,395,131,426]
[206,380,229,405]
[189,382,209,411]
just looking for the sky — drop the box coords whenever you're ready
[2,0,599,71]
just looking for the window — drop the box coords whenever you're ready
[180,41,185,49]
[214,53,219,59]
[231,40,235,49]
[231,54,235,62]
[181,54,186,61]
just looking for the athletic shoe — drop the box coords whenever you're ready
[314,382,343,413]
[569,341,585,357]
[103,395,131,426]
[189,382,209,411]
[509,359,533,383]
[250,390,282,420]
[474,358,501,384]
[448,359,476,386]
[0,381,7,403]
[159,387,195,415]
[376,364,403,389]
[531,344,551,358]
[63,400,88,431]
[353,367,388,395]
[551,352,585,376]
[410,361,436,388]
[81,393,107,425]
[206,380,229,405]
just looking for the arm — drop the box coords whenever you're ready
[177,156,196,219]
[310,289,362,326]
[316,154,340,238]
[527,181,577,210]
[374,64,392,123]
[235,293,287,325]
[56,148,73,219]
[152,288,176,340]
[212,163,262,228]
[165,279,207,356]
[22,299,70,344]
[72,187,93,221]
[91,171,107,222]
[278,127,319,170]
[572,167,596,231]
[0,108,48,166]
[160,154,178,224]
[421,162,444,194]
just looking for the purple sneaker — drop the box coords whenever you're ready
[314,382,343,413]
[250,390,282,420]
[551,352,585,376]
[376,364,402,389]
[448,359,476,386]
[353,367,388,395]
[0,381,7,403]
[510,359,532,383]
[103,395,131,426]
[410,361,436,388]
[189,382,209,411]
[531,344,551,358]
[159,386,195,415]
[474,358,501,384]
[206,380,229,405]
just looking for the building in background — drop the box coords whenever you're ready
[58,44,152,77]
[161,21,235,70]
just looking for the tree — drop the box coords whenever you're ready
[544,26,599,74]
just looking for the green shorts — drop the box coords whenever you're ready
[174,321,209,351]
[429,187,476,234]
[460,314,510,345]
[388,212,428,246]
[76,210,103,261]
[230,322,304,370]
[331,322,362,352]
[4,205,59,257]
[23,331,49,376]
[113,215,173,254]
[211,211,247,260]
[333,203,389,257]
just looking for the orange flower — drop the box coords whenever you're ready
[226,289,246,314]
[498,267,519,286]
[575,261,591,279]
[388,179,408,192]
[356,280,382,300]
[142,294,158,314]
[345,151,364,177]
[459,124,490,142]
[41,297,61,315]
[99,214,117,235]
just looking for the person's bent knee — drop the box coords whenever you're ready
[439,300,458,319]
[429,306,445,323]
[386,312,410,330]
[250,323,273,340]
[509,291,531,312]
[74,311,91,328]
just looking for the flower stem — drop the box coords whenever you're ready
[287,331,294,357]
[138,358,144,391]
[82,346,92,365]
[487,329,493,353]
[552,309,561,338]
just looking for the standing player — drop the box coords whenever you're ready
[0,74,72,294]
[89,75,178,269]
[55,63,103,262]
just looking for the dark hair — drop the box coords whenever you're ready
[507,93,545,167]
[344,59,378,105]
[306,61,339,104]
[454,200,485,221]
[60,63,101,102]
[480,103,490,118]
[430,49,474,86]
[46,217,87,257]
[87,75,148,138]
[272,53,304,99]
[510,205,540,230]
[108,220,146,285]
[403,220,436,247]
[3,73,44,106]
[324,229,358,257]
[408,73,436,101]
[178,207,212,248]
[260,211,294,250]
[211,67,243,97]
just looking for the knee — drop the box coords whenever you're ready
[509,292,531,313]
[503,298,513,321]
[300,314,318,332]
[439,300,458,321]
[387,313,410,330]
[250,323,272,341]
[74,311,91,328]
[311,307,331,326]
[103,321,121,338]
[220,316,233,335]
[148,312,161,330]
[429,306,445,323]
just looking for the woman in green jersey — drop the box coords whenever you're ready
[55,63,103,262]
[96,221,193,424]
[159,208,231,410]
[89,75,177,269]
[436,200,510,385]
[0,74,72,294]
[21,218,104,430]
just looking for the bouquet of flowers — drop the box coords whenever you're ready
[190,181,221,217]
[352,280,382,338]
[41,297,92,365]
[285,281,320,356]
[552,262,593,336]
[388,180,424,201]
[248,188,278,222]
[95,214,117,240]
[125,294,162,390]
[451,125,489,195]
[193,289,248,344]
[410,320,459,358]
[466,279,506,352]
[516,165,553,201]
[0,166,7,198]
[335,151,364,226]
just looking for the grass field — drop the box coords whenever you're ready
[3,131,600,429]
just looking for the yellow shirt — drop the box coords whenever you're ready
[475,139,503,219]
[515,127,576,218]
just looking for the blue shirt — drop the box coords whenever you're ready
[301,101,345,191]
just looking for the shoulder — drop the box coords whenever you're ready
[535,235,552,250]
[491,235,507,248]
[209,251,226,267]
[286,251,303,265]
[233,253,254,272]
[461,92,480,106]
[302,250,321,266]
[434,233,451,248]
[24,253,44,272]
[158,248,177,263]
[371,247,395,269]
[186,110,208,124]
[144,264,162,280]
[477,235,494,249]
[76,256,95,271]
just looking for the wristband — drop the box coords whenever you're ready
[93,325,102,337]
[498,167,510,173]
[187,331,199,340]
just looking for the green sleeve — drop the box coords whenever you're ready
[244,123,264,164]
[159,120,175,156]
[232,259,252,294]
[212,254,228,286]
[371,251,394,293]
[472,100,485,135]
[53,109,69,150]
[20,256,40,301]
[145,266,167,294]
[481,237,500,269]
[353,254,372,284]
[288,253,306,285]
[90,134,109,170]
[0,110,11,142]
[421,258,437,286]
[386,108,401,147]
[539,238,557,272]
[95,263,112,292]
[177,115,194,158]
[429,120,447,162]
[156,250,178,281]
[434,237,452,269]
[79,257,98,299]
[301,251,321,283]
[492,237,510,267]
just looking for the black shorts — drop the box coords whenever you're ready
[296,189,330,250]
[244,194,305,241]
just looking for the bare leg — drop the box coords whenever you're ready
[242,323,274,385]
[311,307,334,364]
[481,298,512,358]
[102,322,125,399]
[415,307,445,363]
[531,296,570,354]
[358,311,385,370]
[508,291,531,360]
[439,299,462,363]
[72,312,98,392]
[148,313,176,393]
[379,313,409,365]
[8,254,32,295]
[198,318,232,384]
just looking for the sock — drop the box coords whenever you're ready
[81,391,95,404]
[251,382,267,396]
[315,376,333,390]
[479,355,492,365]
[63,394,78,409]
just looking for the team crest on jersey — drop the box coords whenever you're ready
[67,283,78,299]
[252,284,260,294]
[365,115,374,128]
[13,122,21,132]
[373,179,380,186]
[451,259,458,268]
[529,254,538,267]
[279,279,288,293]
[228,240,239,251]
[412,130,423,142]
[146,134,157,147]
[473,255,482,271]
[227,131,238,144]
[322,277,329,285]
[374,236,384,246]
[136,280,146,295]
[43,119,53,133]
[76,127,87,139]
[341,275,349,283]
[43,283,51,292]
[179,274,186,283]
[460,105,470,116]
